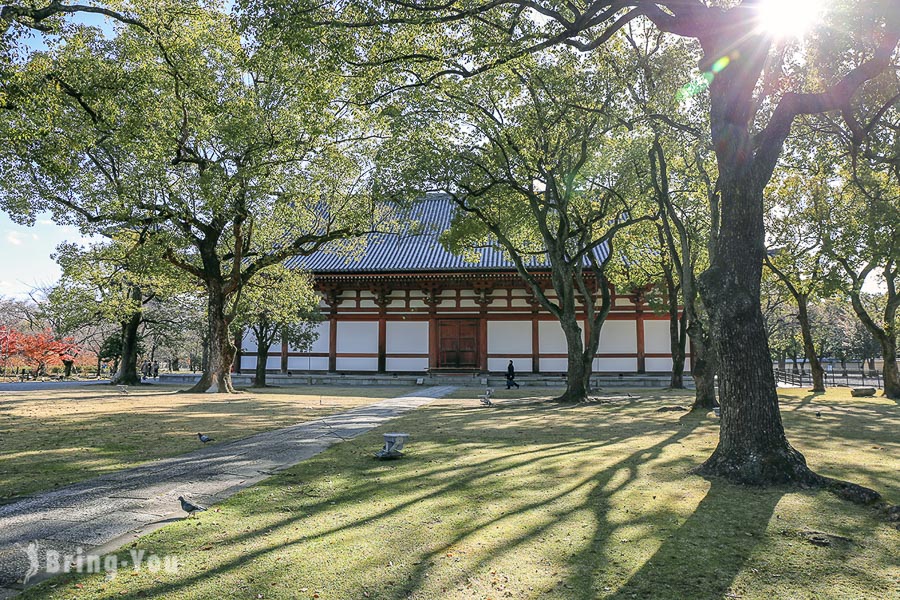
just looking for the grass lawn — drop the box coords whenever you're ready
[0,384,413,501]
[18,387,900,600]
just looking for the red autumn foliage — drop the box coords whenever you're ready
[12,329,80,375]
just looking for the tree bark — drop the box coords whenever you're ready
[557,314,590,402]
[185,282,237,393]
[688,320,718,411]
[111,287,142,386]
[695,43,821,484]
[796,296,825,392]
[876,334,899,399]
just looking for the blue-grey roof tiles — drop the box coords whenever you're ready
[286,194,610,273]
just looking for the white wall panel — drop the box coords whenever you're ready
[336,321,377,353]
[487,321,532,353]
[239,356,280,371]
[593,357,638,372]
[645,357,673,372]
[540,358,568,372]
[336,357,378,371]
[241,330,258,353]
[290,321,329,353]
[386,321,428,353]
[488,357,532,373]
[538,320,583,354]
[644,320,671,354]
[286,356,328,371]
[598,320,637,353]
[386,357,429,371]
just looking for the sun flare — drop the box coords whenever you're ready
[756,0,825,39]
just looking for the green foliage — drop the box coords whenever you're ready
[232,265,322,353]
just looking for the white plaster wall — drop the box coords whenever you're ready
[409,299,427,309]
[540,357,568,372]
[239,356,280,371]
[645,357,673,372]
[488,357,532,373]
[510,299,532,308]
[644,357,692,372]
[388,299,405,309]
[336,357,378,371]
[359,299,378,309]
[538,320,583,354]
[593,357,638,372]
[336,321,378,353]
[644,320,671,354]
[241,330,258,353]
[386,322,428,354]
[487,321,532,354]
[386,357,429,371]
[290,321,329,353]
[438,299,456,308]
[598,320,637,353]
[287,356,328,371]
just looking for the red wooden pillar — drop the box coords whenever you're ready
[280,335,288,374]
[428,316,438,370]
[636,312,646,374]
[328,316,337,372]
[479,314,488,372]
[377,317,387,373]
[531,315,540,374]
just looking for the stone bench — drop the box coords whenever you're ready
[851,387,876,397]
[375,432,409,459]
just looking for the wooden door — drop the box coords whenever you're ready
[438,319,479,368]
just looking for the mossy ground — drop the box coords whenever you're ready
[16,386,898,599]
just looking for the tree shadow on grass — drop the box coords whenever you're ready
[599,480,783,600]
[15,401,705,599]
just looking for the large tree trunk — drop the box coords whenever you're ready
[692,35,822,486]
[111,289,142,386]
[185,283,237,393]
[688,320,717,411]
[697,181,820,485]
[877,335,899,399]
[557,315,590,402]
[254,341,271,387]
[669,308,687,389]
[796,297,825,392]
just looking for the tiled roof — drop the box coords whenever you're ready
[286,194,610,273]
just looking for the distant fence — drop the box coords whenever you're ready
[773,368,883,389]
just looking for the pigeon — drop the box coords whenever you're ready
[178,496,207,516]
[816,411,821,418]
[197,433,214,443]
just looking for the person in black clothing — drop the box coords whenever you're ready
[506,360,520,389]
